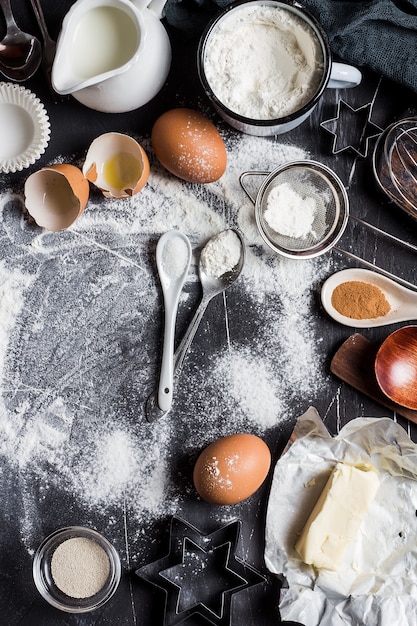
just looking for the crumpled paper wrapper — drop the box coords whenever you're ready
[265,407,417,626]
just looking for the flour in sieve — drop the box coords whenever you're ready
[0,130,330,553]
[264,182,318,239]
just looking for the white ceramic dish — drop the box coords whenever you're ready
[321,267,417,328]
[0,82,50,174]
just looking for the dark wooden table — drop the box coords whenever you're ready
[1,2,417,625]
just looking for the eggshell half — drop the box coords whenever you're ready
[83,132,150,199]
[151,108,227,183]
[24,163,90,231]
[193,433,271,505]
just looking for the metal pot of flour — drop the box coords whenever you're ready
[197,0,362,136]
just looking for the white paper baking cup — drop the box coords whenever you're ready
[0,82,51,174]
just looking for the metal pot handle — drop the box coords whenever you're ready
[239,170,270,205]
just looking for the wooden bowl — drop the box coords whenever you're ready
[375,325,417,410]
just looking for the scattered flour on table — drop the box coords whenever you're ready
[0,131,330,552]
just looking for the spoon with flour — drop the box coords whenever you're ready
[146,228,245,422]
[154,230,192,413]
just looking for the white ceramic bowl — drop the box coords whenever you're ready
[0,82,50,173]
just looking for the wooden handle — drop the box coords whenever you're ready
[330,333,417,424]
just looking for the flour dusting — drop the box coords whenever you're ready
[0,131,330,552]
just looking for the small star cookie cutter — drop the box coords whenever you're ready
[320,99,384,158]
[135,515,265,626]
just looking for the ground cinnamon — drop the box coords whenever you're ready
[331,280,391,320]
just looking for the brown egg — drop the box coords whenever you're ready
[151,108,227,183]
[24,164,90,231]
[193,433,271,505]
[83,132,150,199]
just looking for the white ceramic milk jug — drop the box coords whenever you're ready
[51,0,171,113]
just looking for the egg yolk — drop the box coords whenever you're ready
[103,152,142,191]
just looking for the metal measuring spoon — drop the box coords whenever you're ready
[154,230,192,413]
[321,268,417,329]
[0,0,42,81]
[145,229,246,422]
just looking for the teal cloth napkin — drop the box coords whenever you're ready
[164,0,417,93]
[302,0,417,92]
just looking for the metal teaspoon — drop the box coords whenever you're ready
[0,0,41,81]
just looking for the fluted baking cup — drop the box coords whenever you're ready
[0,82,51,174]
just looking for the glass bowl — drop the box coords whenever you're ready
[33,526,121,613]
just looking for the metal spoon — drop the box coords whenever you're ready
[321,268,417,328]
[155,230,192,413]
[28,0,56,88]
[0,0,41,81]
[146,228,245,422]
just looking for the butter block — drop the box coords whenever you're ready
[295,462,380,571]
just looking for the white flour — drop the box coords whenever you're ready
[200,229,241,278]
[0,130,331,555]
[203,5,324,120]
[160,235,190,281]
[264,181,318,238]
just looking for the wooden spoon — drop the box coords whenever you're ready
[375,325,417,409]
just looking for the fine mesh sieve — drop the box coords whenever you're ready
[248,161,348,258]
[240,160,417,290]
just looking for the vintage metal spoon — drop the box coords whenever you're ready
[321,268,417,328]
[154,230,192,413]
[146,229,246,422]
[28,0,56,88]
[0,0,41,81]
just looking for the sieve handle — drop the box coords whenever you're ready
[351,215,417,255]
[334,246,417,292]
[239,171,270,205]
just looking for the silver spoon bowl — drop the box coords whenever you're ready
[145,228,246,422]
[0,0,41,81]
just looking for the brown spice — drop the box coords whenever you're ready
[331,281,391,320]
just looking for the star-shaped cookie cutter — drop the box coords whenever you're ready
[320,100,384,158]
[135,515,265,625]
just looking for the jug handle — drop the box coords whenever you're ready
[328,62,362,89]
[131,0,168,18]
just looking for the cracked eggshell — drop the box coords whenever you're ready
[151,108,227,183]
[83,132,150,199]
[193,433,271,505]
[24,163,90,232]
